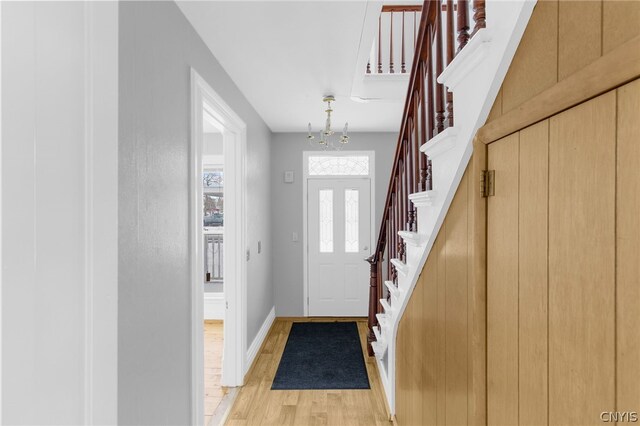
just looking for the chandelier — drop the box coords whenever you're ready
[307,95,349,150]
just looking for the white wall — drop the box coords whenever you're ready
[118,2,273,424]
[203,132,223,156]
[1,2,118,424]
[271,132,397,316]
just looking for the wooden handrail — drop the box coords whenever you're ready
[382,5,423,13]
[366,0,486,356]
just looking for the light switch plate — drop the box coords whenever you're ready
[284,171,294,183]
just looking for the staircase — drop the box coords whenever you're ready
[365,0,536,413]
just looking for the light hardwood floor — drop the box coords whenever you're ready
[205,320,228,426]
[225,318,391,426]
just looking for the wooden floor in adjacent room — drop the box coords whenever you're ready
[205,320,228,426]
[225,318,391,426]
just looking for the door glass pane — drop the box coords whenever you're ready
[345,189,359,252]
[319,189,333,253]
[308,156,369,176]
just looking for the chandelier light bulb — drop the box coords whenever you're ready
[307,122,314,140]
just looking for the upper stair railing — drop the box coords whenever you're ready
[367,5,422,75]
[366,0,486,356]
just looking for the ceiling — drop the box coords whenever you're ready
[176,1,408,133]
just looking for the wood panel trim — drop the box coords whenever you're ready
[479,34,640,144]
[469,138,488,425]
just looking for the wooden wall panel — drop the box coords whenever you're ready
[486,89,502,123]
[487,133,519,425]
[486,1,639,126]
[467,141,487,426]
[502,0,558,113]
[558,1,602,80]
[444,170,469,426]
[422,248,439,426]
[396,156,485,426]
[616,78,640,412]
[518,120,549,425]
[603,0,640,54]
[435,225,447,426]
[548,91,616,425]
[408,279,424,426]
[396,288,410,424]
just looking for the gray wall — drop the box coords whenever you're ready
[119,2,273,424]
[271,132,397,316]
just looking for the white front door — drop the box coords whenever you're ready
[307,178,371,316]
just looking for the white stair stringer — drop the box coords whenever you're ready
[373,0,537,415]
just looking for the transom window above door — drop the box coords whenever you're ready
[308,155,370,176]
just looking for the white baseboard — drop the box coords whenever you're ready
[204,292,224,320]
[245,306,275,375]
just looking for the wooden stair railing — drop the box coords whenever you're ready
[367,5,422,75]
[366,0,486,356]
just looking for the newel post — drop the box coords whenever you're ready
[366,254,379,356]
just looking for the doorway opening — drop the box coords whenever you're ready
[191,69,247,426]
[202,120,225,423]
[302,151,376,317]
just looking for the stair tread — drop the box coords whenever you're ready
[380,298,392,313]
[420,126,458,158]
[372,325,384,342]
[376,313,389,328]
[390,258,407,268]
[384,280,401,296]
[371,341,387,357]
[390,258,408,275]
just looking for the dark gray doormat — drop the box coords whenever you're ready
[271,321,371,390]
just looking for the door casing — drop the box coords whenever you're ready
[190,69,247,425]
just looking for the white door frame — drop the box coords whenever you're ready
[302,150,376,317]
[190,69,247,425]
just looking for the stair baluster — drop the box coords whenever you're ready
[434,0,445,134]
[445,0,455,127]
[366,255,378,356]
[472,0,486,36]
[457,0,470,52]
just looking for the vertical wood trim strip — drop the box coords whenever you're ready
[468,139,487,425]
[518,120,549,425]
[615,78,640,415]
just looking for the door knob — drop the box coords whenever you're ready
[363,246,369,251]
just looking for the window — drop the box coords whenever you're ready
[308,155,369,176]
[344,189,359,252]
[203,168,224,227]
[319,189,334,252]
